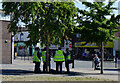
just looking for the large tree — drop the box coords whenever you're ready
[77,1,120,74]
[2,2,78,72]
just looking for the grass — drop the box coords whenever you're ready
[2,76,110,81]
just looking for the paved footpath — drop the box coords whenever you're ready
[0,58,120,81]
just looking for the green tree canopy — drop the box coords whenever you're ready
[2,2,78,46]
[77,1,120,45]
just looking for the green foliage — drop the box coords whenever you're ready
[77,1,120,44]
[2,2,78,46]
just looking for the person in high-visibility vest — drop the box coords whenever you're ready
[33,47,41,73]
[65,48,71,73]
[53,47,65,73]
[42,47,47,72]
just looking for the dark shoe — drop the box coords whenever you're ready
[43,71,45,73]
[67,72,70,74]
[58,71,63,74]
[65,72,70,74]
[35,72,41,74]
[34,70,41,74]
[34,71,38,74]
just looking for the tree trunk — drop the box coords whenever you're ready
[46,30,50,72]
[46,44,50,72]
[101,42,104,74]
[72,36,75,68]
[61,36,64,47]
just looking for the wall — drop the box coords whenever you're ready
[114,1,120,51]
[0,20,2,64]
[0,20,11,64]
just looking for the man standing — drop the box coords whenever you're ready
[53,47,65,73]
[65,48,71,73]
[42,47,47,72]
[33,47,41,73]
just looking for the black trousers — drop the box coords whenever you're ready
[94,62,99,70]
[72,59,74,68]
[65,61,70,73]
[34,62,40,73]
[56,62,63,73]
[43,62,47,72]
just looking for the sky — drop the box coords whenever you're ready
[74,0,119,15]
[0,2,2,9]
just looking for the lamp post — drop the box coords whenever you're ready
[76,33,79,55]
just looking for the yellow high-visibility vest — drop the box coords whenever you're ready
[33,51,40,62]
[42,51,46,62]
[66,52,71,61]
[53,50,65,62]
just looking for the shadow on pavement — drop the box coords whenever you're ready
[1,69,87,76]
[1,69,119,76]
[104,69,120,71]
[1,69,34,75]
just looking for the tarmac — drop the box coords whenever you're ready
[0,57,120,82]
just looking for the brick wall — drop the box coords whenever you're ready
[0,21,2,64]
[0,20,11,64]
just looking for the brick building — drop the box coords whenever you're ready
[114,1,120,57]
[0,9,13,64]
[0,20,12,64]
[114,27,120,57]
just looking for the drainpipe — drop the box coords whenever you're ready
[11,32,14,64]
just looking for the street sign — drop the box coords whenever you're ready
[75,42,113,48]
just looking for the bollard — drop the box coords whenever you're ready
[15,52,17,59]
[24,55,25,61]
[115,58,117,68]
[92,60,94,68]
[115,58,118,68]
[28,55,29,60]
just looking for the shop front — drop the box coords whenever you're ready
[14,42,33,57]
[74,42,113,60]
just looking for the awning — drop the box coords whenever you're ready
[14,42,26,46]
